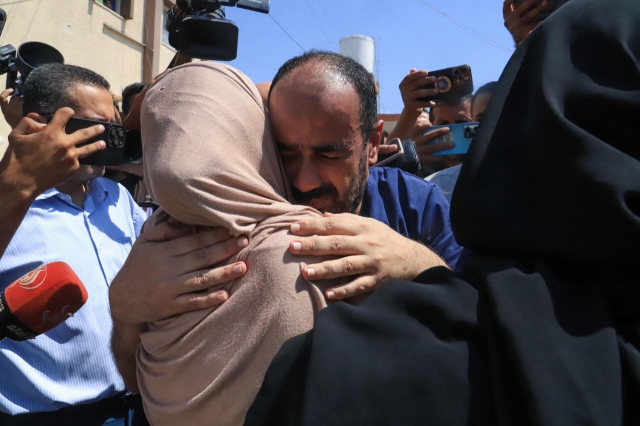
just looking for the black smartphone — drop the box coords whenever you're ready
[49,116,127,166]
[417,65,474,102]
[514,0,570,22]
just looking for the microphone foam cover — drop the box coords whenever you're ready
[4,262,88,333]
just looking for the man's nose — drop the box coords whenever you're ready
[289,157,323,194]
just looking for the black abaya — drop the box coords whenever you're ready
[245,0,640,424]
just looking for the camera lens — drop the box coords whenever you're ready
[436,76,452,93]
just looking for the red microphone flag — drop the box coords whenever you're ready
[2,262,88,336]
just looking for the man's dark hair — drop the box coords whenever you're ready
[121,82,146,115]
[472,81,498,110]
[429,95,472,123]
[269,50,378,142]
[22,63,111,116]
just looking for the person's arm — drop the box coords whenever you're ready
[288,213,449,300]
[0,109,106,258]
[385,70,456,163]
[0,88,24,129]
[503,0,548,47]
[109,222,248,391]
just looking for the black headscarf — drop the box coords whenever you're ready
[244,1,640,424]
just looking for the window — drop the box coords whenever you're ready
[103,0,120,13]
[98,0,134,20]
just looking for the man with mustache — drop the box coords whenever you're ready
[109,52,461,388]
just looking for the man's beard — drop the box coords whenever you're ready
[290,150,369,214]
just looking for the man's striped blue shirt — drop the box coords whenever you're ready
[0,178,146,415]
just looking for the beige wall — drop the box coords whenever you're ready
[0,0,172,156]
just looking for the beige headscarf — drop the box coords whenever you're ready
[137,62,339,426]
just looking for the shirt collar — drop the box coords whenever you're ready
[34,179,109,212]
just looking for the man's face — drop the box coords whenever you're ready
[432,100,472,126]
[65,85,117,182]
[471,92,492,122]
[269,66,380,214]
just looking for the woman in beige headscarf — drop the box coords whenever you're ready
[137,62,341,426]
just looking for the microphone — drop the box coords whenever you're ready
[0,262,88,341]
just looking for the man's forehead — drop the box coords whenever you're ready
[69,84,114,121]
[272,62,355,102]
[433,101,472,118]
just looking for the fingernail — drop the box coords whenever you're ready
[98,125,105,133]
[99,141,106,148]
[292,242,302,252]
[237,237,248,247]
[233,264,243,273]
[291,223,301,232]
[306,268,316,277]
[217,293,228,301]
[327,291,335,299]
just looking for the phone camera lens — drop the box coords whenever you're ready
[436,76,452,93]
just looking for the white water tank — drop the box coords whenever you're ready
[339,35,375,74]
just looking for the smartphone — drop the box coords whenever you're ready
[514,0,570,21]
[374,138,404,167]
[422,122,479,156]
[417,65,474,103]
[49,116,127,166]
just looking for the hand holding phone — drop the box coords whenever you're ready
[422,122,479,156]
[3,108,106,198]
[49,115,127,166]
[398,70,438,111]
[374,138,404,167]
[417,65,474,103]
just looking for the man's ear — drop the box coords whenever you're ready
[26,113,48,125]
[367,119,385,166]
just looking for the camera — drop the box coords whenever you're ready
[514,0,570,21]
[0,9,65,96]
[165,0,270,61]
[418,65,474,103]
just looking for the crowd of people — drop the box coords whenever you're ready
[0,0,639,425]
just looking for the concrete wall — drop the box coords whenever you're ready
[0,0,172,156]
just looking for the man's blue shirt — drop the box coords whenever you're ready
[360,167,463,270]
[0,178,146,415]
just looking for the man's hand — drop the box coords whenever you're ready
[399,69,438,112]
[377,143,398,158]
[288,213,449,300]
[388,69,438,142]
[503,0,548,46]
[109,222,248,326]
[0,89,24,129]
[109,221,247,391]
[1,108,106,198]
[412,121,454,165]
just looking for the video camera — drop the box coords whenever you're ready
[165,0,270,61]
[0,9,64,96]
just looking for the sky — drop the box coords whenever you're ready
[223,0,516,114]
